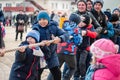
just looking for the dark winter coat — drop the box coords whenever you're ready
[0,10,5,48]
[32,21,69,68]
[78,24,97,50]
[100,22,114,39]
[110,23,120,53]
[0,10,5,22]
[0,26,2,48]
[91,9,107,30]
[9,41,40,80]
[16,14,25,32]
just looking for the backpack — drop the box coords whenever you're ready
[85,64,106,80]
[57,21,83,55]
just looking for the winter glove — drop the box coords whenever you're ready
[101,28,108,34]
[95,27,102,34]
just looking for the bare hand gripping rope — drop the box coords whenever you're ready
[5,40,55,53]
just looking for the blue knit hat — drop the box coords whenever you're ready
[37,11,50,22]
[26,30,40,42]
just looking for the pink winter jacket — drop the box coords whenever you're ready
[93,54,120,80]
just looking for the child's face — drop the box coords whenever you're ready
[38,18,48,27]
[78,22,86,28]
[27,37,36,44]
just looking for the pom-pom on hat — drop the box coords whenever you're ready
[90,38,119,59]
[26,30,40,43]
[37,11,50,22]
[69,13,81,25]
[94,0,104,7]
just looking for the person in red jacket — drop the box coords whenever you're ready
[74,14,97,80]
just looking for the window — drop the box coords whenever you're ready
[16,3,21,7]
[62,3,64,9]
[51,3,54,9]
[0,3,2,8]
[56,3,57,9]
[6,3,12,7]
[66,4,68,9]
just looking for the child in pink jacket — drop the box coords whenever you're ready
[85,38,120,80]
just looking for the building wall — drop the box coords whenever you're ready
[103,0,120,11]
[0,0,23,8]
[36,0,74,15]
[0,0,120,16]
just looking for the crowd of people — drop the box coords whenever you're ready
[0,0,120,80]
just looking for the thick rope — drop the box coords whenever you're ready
[5,40,55,53]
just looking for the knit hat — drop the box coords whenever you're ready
[94,0,104,7]
[69,13,81,25]
[104,11,111,21]
[37,11,50,22]
[90,39,119,59]
[26,30,40,42]
[110,14,119,22]
[81,14,90,26]
[112,8,120,13]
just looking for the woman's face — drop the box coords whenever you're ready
[38,18,48,27]
[94,3,102,13]
[87,1,93,11]
[77,2,87,12]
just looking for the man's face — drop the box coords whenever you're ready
[77,2,87,12]
[38,18,48,27]
[94,3,102,12]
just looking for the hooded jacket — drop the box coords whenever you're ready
[93,54,120,80]
[32,21,69,68]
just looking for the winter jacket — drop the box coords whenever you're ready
[91,9,107,29]
[0,10,5,48]
[57,21,83,55]
[100,21,114,39]
[0,10,5,22]
[0,26,3,48]
[75,10,101,45]
[93,54,120,80]
[32,21,69,68]
[78,24,97,51]
[110,23,120,53]
[9,41,40,80]
[16,14,25,32]
[59,17,67,29]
